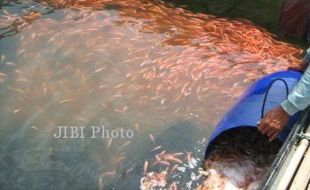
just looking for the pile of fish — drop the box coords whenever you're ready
[198,128,281,190]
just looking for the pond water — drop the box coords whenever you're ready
[0,0,303,189]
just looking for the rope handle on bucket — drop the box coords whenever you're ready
[261,78,289,119]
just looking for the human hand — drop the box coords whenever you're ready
[258,106,290,142]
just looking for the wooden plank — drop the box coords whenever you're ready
[290,145,310,190]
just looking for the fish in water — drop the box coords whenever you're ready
[140,169,168,190]
[0,0,304,189]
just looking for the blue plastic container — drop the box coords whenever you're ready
[205,70,302,155]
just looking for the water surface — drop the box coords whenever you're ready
[0,0,303,189]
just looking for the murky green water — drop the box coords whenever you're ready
[0,0,304,189]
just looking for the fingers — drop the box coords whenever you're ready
[266,127,275,137]
[267,121,281,141]
[258,119,281,141]
[266,128,278,141]
[258,117,271,135]
[269,132,279,142]
[261,122,275,136]
[257,121,265,133]
[260,124,272,135]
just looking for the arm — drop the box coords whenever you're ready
[258,47,310,141]
[282,47,310,115]
[281,65,310,115]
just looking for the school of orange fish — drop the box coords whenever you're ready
[0,0,305,189]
